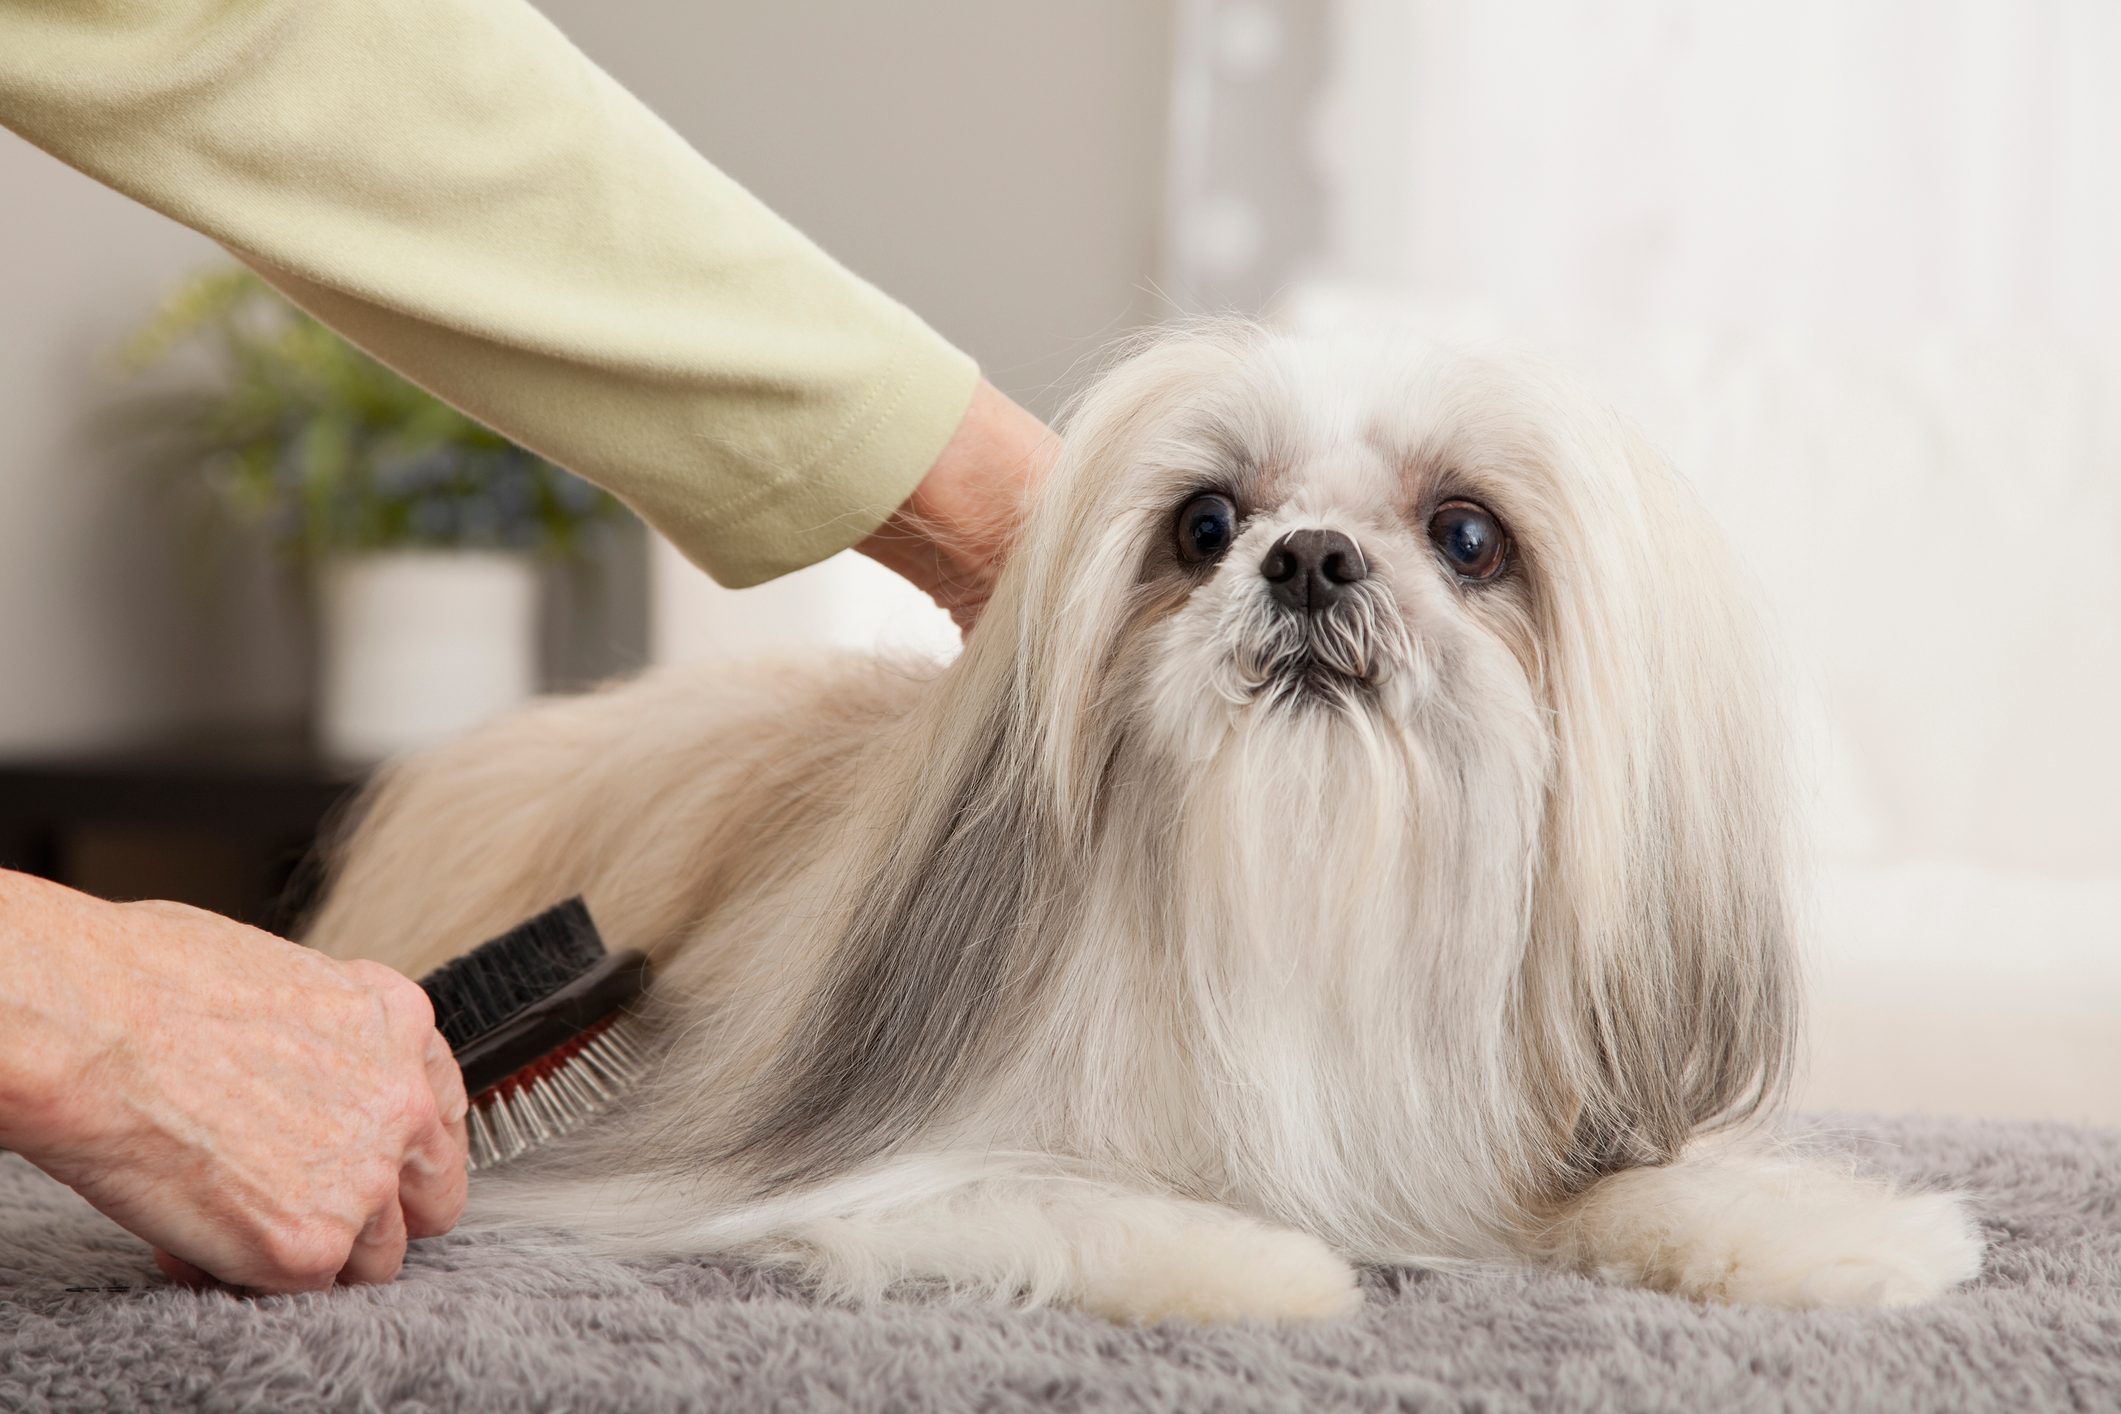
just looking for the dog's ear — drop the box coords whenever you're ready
[1518,415,1800,1187]
[726,680,1068,1188]
[1554,710,1801,1181]
[994,321,1264,813]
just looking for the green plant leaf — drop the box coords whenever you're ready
[104,265,628,564]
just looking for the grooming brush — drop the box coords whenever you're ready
[416,897,655,1170]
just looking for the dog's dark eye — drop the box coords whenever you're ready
[1428,500,1508,581]
[1175,493,1238,565]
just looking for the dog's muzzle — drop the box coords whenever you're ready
[1234,534,1395,702]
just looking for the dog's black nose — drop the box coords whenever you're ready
[1260,528,1367,613]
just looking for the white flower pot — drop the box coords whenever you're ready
[318,550,539,761]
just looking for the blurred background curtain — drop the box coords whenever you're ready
[1169,0,2121,1121]
[1308,0,2121,330]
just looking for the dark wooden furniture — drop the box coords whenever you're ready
[0,734,370,936]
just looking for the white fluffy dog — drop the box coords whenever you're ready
[307,326,1983,1322]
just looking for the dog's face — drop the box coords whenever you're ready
[1007,330,1645,785]
[1120,338,1553,765]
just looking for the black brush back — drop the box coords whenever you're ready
[419,896,607,1051]
[416,896,653,1096]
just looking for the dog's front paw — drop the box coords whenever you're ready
[1696,1187,1976,1314]
[1555,1152,1985,1309]
[1079,1219,1363,1324]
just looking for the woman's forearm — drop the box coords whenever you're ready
[0,0,978,587]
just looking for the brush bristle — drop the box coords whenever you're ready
[420,897,606,1051]
[465,1012,654,1170]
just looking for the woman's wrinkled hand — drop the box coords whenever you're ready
[0,874,468,1292]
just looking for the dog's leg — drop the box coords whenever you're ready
[1541,1142,1984,1308]
[733,1163,1363,1324]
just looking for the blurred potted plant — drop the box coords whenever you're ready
[122,268,623,759]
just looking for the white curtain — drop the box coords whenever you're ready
[1316,0,2121,330]
[1185,0,2121,1121]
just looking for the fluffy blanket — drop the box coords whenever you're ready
[3,1114,2116,1412]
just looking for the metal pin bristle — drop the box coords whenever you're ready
[464,1014,654,1171]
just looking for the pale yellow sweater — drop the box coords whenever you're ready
[0,0,979,586]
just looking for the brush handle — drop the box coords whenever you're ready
[453,949,652,1096]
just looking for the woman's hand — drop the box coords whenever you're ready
[0,872,468,1292]
[857,378,1059,631]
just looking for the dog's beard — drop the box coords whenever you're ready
[1083,611,1556,1257]
[1216,585,1413,712]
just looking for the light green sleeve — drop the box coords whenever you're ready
[0,0,979,586]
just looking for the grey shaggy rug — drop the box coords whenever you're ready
[3,1114,2118,1412]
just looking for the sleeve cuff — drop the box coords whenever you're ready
[658,319,980,588]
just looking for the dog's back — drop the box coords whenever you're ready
[304,652,925,981]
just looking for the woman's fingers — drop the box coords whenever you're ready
[152,1247,212,1288]
[337,1200,409,1286]
[420,1027,470,1134]
[399,1117,470,1240]
[400,1028,470,1240]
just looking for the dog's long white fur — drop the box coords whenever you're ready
[307,327,1982,1321]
